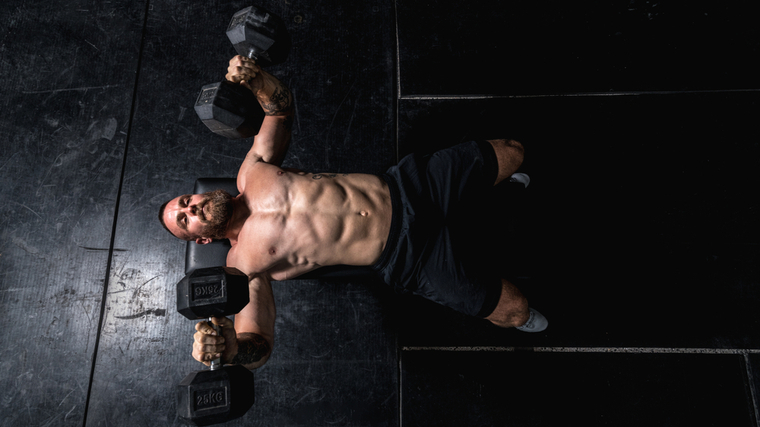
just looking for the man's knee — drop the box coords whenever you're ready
[487,139,525,184]
[485,280,530,328]
[491,138,524,151]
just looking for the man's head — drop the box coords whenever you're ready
[158,189,234,244]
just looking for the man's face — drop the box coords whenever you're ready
[162,189,233,243]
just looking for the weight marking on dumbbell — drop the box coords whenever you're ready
[192,282,223,300]
[194,387,227,411]
[197,87,217,105]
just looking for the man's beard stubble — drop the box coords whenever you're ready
[202,189,233,240]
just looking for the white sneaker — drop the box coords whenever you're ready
[509,173,530,188]
[516,308,548,332]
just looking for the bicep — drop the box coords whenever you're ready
[233,274,276,345]
[235,115,291,188]
[250,115,292,166]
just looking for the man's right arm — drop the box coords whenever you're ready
[193,273,276,370]
[231,273,276,369]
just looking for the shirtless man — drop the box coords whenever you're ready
[159,56,548,370]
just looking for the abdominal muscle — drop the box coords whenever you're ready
[237,168,392,280]
[288,172,391,265]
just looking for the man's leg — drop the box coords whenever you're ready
[481,140,549,330]
[391,139,543,328]
[487,139,525,186]
[485,279,549,332]
[485,279,530,328]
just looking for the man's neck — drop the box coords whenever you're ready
[224,195,250,244]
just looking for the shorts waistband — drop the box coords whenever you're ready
[372,173,402,272]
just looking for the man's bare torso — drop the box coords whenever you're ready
[226,161,392,281]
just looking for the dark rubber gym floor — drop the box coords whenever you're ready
[1,0,759,425]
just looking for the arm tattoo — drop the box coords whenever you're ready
[231,333,271,366]
[261,84,293,116]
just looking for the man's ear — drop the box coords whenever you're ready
[195,237,213,245]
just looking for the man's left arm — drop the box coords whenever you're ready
[227,55,294,168]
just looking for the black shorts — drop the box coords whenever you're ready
[372,140,502,318]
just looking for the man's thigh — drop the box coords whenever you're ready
[413,224,502,318]
[421,140,499,217]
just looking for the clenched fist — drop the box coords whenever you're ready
[192,316,239,366]
[225,55,262,93]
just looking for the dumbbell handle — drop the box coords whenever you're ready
[207,317,222,371]
[242,50,260,62]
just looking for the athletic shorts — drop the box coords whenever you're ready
[372,140,502,318]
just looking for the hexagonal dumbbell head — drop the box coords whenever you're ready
[226,5,291,68]
[176,266,250,320]
[194,80,264,139]
[177,364,255,426]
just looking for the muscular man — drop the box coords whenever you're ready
[159,56,548,370]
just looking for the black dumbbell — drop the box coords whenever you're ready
[176,266,254,426]
[194,6,291,139]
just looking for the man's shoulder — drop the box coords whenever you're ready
[226,243,257,276]
[225,243,245,274]
[237,158,280,192]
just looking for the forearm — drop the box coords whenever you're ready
[230,332,272,370]
[253,69,293,117]
[247,70,293,165]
